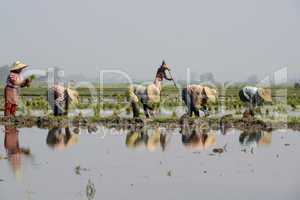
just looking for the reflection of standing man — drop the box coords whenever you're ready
[4,125,31,178]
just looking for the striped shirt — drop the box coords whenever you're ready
[6,73,21,89]
[4,73,22,104]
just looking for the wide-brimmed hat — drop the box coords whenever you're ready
[258,88,272,102]
[10,61,28,71]
[67,88,79,104]
[203,87,218,103]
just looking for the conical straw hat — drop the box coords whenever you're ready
[67,88,79,104]
[10,60,28,71]
[203,87,218,103]
[258,88,272,102]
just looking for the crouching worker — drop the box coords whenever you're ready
[4,61,32,116]
[47,85,79,116]
[182,85,218,117]
[239,86,272,118]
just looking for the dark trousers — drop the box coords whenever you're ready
[48,90,69,116]
[182,88,199,117]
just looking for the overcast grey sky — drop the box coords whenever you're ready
[1,0,299,82]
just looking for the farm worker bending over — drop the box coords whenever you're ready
[4,61,32,116]
[47,84,79,116]
[238,86,272,117]
[182,85,218,117]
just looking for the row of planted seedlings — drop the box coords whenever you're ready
[1,86,299,119]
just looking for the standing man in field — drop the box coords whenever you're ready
[4,61,32,116]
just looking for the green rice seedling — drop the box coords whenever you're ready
[125,106,131,115]
[171,110,177,119]
[92,104,101,118]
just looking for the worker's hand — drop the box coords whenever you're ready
[25,78,32,87]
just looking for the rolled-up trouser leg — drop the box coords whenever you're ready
[143,103,150,118]
[193,106,199,117]
[182,88,193,116]
[239,89,254,117]
[131,101,140,118]
[54,104,62,116]
[4,102,17,116]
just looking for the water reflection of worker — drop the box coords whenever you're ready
[4,125,31,179]
[46,126,78,150]
[180,127,216,151]
[125,127,167,152]
[220,114,234,135]
[239,130,272,148]
[239,86,272,118]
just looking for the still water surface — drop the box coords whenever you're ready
[0,125,299,200]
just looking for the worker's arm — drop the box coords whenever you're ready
[11,75,31,87]
[64,91,69,115]
[163,69,173,81]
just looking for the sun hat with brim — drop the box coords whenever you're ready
[258,88,272,102]
[203,87,218,103]
[67,88,79,104]
[10,61,28,71]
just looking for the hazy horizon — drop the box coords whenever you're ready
[1,0,300,82]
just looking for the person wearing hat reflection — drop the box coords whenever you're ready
[181,128,216,151]
[239,130,272,148]
[239,86,272,117]
[48,84,79,116]
[46,126,78,150]
[4,61,32,116]
[4,125,31,178]
[125,127,167,152]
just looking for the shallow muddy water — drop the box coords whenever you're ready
[0,125,300,200]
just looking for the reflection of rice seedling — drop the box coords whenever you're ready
[86,179,96,200]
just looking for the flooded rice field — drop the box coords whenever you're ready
[1,125,300,200]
